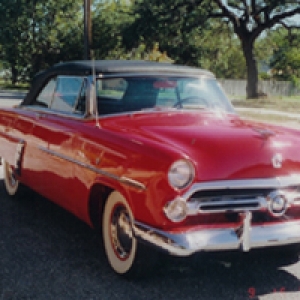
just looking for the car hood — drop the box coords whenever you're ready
[100,110,300,181]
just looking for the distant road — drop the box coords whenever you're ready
[0,90,25,107]
[237,107,300,120]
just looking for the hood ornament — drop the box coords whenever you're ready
[254,128,275,140]
[272,153,283,169]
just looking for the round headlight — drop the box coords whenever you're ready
[164,197,187,222]
[168,159,195,189]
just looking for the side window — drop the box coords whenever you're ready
[96,78,127,115]
[75,79,87,114]
[51,76,85,113]
[156,87,177,106]
[97,78,127,100]
[36,78,56,107]
[155,80,179,107]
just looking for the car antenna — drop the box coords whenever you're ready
[92,51,100,128]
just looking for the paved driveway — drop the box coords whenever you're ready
[0,91,24,107]
[0,174,300,300]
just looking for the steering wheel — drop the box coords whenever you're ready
[173,96,210,108]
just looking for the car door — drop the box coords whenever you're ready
[26,75,87,213]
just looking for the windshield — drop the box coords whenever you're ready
[96,76,234,115]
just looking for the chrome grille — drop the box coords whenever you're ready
[181,176,300,216]
[187,194,266,215]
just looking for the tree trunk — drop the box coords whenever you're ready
[11,65,18,85]
[242,39,259,99]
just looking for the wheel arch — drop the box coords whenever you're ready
[88,183,112,231]
[88,179,134,229]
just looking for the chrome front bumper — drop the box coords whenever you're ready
[134,176,300,256]
[133,216,300,256]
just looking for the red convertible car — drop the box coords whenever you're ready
[0,60,300,277]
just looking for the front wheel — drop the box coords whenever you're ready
[102,191,157,278]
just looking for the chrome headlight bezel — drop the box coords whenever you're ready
[168,159,195,190]
[163,197,188,222]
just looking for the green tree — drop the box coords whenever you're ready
[209,0,300,98]
[127,0,300,98]
[122,0,210,66]
[0,0,82,83]
[269,28,300,84]
[197,22,247,79]
[92,0,135,59]
[0,0,29,83]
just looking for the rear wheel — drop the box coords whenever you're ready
[102,191,157,278]
[3,159,22,197]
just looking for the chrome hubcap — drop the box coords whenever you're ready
[110,205,133,259]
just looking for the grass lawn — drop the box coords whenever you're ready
[0,80,29,91]
[232,96,300,112]
[232,96,300,127]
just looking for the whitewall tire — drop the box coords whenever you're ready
[102,191,157,277]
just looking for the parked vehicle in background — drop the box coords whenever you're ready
[0,60,300,277]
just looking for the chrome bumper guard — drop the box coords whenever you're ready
[133,216,300,256]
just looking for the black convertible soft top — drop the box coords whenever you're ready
[38,60,213,76]
[22,60,214,105]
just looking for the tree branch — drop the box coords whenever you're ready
[268,7,300,29]
[241,0,247,8]
[226,1,244,11]
[279,21,300,30]
[251,0,256,14]
[211,0,240,28]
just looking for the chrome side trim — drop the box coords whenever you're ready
[133,219,300,256]
[39,147,146,190]
[21,106,88,120]
[119,176,146,190]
